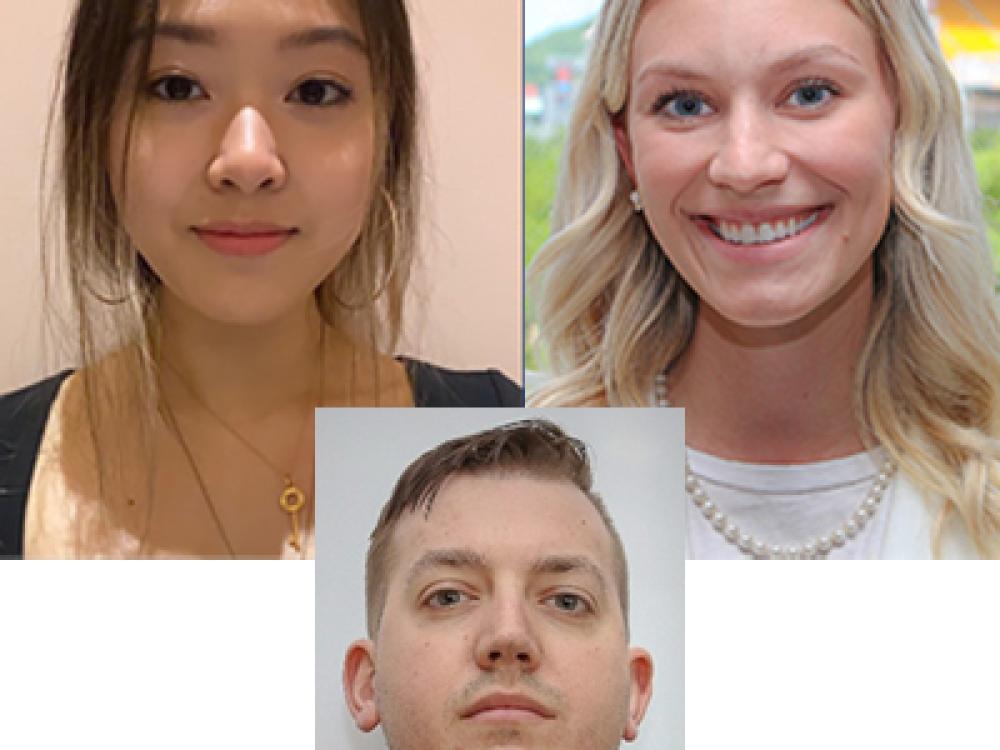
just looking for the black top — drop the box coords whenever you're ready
[0,362,522,558]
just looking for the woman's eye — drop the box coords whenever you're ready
[287,79,352,106]
[426,589,469,608]
[148,75,207,102]
[786,81,837,109]
[654,90,713,119]
[545,592,590,614]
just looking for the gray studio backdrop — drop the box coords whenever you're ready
[315,408,685,749]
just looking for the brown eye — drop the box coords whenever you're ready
[288,79,352,106]
[148,74,207,102]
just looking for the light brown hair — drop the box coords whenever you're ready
[365,419,631,637]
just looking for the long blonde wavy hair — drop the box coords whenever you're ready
[530,0,1000,557]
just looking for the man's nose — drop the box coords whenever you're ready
[473,597,541,674]
[207,106,287,194]
[707,101,790,195]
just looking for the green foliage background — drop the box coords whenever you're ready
[524,134,564,373]
[972,128,1000,276]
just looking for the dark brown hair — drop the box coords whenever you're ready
[56,0,418,351]
[47,0,420,518]
[365,419,630,637]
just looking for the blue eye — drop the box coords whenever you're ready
[787,80,838,109]
[654,90,713,119]
[147,74,207,102]
[545,592,591,615]
[287,79,352,106]
[426,589,469,608]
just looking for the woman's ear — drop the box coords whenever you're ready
[613,111,637,183]
[343,639,380,732]
[622,646,654,742]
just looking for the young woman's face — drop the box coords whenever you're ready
[617,0,895,329]
[110,0,374,326]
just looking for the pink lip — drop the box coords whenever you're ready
[461,693,555,722]
[691,205,833,266]
[192,223,298,257]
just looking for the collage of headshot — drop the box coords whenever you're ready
[1,1,999,748]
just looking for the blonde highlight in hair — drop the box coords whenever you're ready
[531,0,1000,556]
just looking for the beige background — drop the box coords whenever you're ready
[0,0,522,394]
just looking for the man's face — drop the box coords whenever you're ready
[345,475,653,749]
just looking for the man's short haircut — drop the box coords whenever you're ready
[365,419,630,637]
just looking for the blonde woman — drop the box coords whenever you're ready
[0,0,521,559]
[531,0,1000,559]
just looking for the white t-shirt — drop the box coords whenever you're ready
[686,448,893,559]
[686,447,979,560]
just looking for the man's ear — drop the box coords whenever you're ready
[343,639,380,732]
[622,646,654,742]
[612,111,637,184]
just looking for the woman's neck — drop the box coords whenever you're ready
[156,292,327,420]
[668,262,874,463]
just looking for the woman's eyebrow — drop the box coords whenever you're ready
[768,44,863,76]
[279,26,367,54]
[638,43,864,85]
[153,21,217,45]
[149,22,366,54]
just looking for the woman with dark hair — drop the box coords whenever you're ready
[0,0,521,559]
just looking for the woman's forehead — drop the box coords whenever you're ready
[632,0,875,58]
[155,0,364,38]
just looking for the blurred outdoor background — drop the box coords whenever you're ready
[525,0,1000,371]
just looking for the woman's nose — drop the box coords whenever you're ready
[707,102,790,195]
[207,106,287,194]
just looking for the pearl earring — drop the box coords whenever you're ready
[629,189,643,213]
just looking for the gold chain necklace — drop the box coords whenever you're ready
[158,325,326,557]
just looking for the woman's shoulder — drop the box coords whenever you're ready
[400,358,524,407]
[0,369,75,558]
[882,471,982,559]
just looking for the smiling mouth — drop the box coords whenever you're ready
[704,207,827,246]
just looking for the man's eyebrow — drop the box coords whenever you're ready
[638,44,864,85]
[405,548,488,588]
[148,23,367,54]
[529,555,608,594]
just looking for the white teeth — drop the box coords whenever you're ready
[712,210,820,246]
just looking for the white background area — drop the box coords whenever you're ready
[315,408,686,749]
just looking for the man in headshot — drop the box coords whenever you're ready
[342,419,654,749]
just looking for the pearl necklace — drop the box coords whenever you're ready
[655,373,896,560]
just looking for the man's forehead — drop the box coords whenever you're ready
[388,474,617,577]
